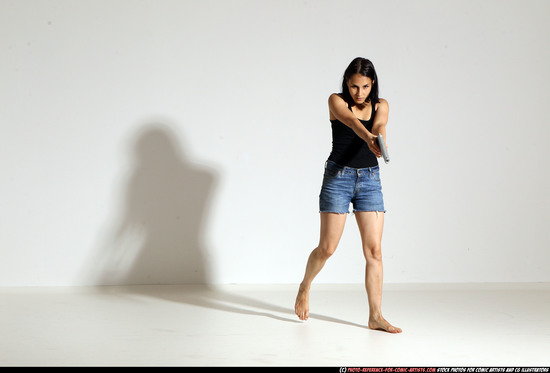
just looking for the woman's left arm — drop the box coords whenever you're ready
[372,99,389,143]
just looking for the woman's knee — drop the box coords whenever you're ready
[316,243,337,260]
[364,244,382,262]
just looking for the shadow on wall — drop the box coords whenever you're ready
[84,123,218,285]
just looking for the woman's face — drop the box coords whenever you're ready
[346,73,373,105]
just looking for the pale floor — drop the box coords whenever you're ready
[1,283,549,367]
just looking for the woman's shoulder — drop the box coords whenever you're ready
[328,93,344,102]
[328,93,346,121]
[375,98,389,111]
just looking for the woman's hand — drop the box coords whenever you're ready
[367,133,382,158]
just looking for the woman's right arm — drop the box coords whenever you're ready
[328,94,381,157]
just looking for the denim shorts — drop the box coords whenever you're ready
[319,160,385,214]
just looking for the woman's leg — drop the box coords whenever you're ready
[295,212,347,320]
[355,211,402,333]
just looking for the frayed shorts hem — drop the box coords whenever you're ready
[318,209,386,214]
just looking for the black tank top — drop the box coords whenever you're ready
[327,100,378,168]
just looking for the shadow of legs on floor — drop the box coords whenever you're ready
[106,285,369,329]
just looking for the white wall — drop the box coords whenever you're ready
[1,0,549,286]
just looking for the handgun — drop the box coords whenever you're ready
[377,134,390,164]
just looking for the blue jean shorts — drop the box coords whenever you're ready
[319,160,385,214]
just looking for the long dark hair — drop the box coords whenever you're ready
[341,57,379,105]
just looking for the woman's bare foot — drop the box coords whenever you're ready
[368,315,402,333]
[295,285,310,320]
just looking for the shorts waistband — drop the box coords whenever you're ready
[325,160,379,172]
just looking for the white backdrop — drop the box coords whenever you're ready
[1,0,549,286]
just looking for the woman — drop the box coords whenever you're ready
[294,57,401,333]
